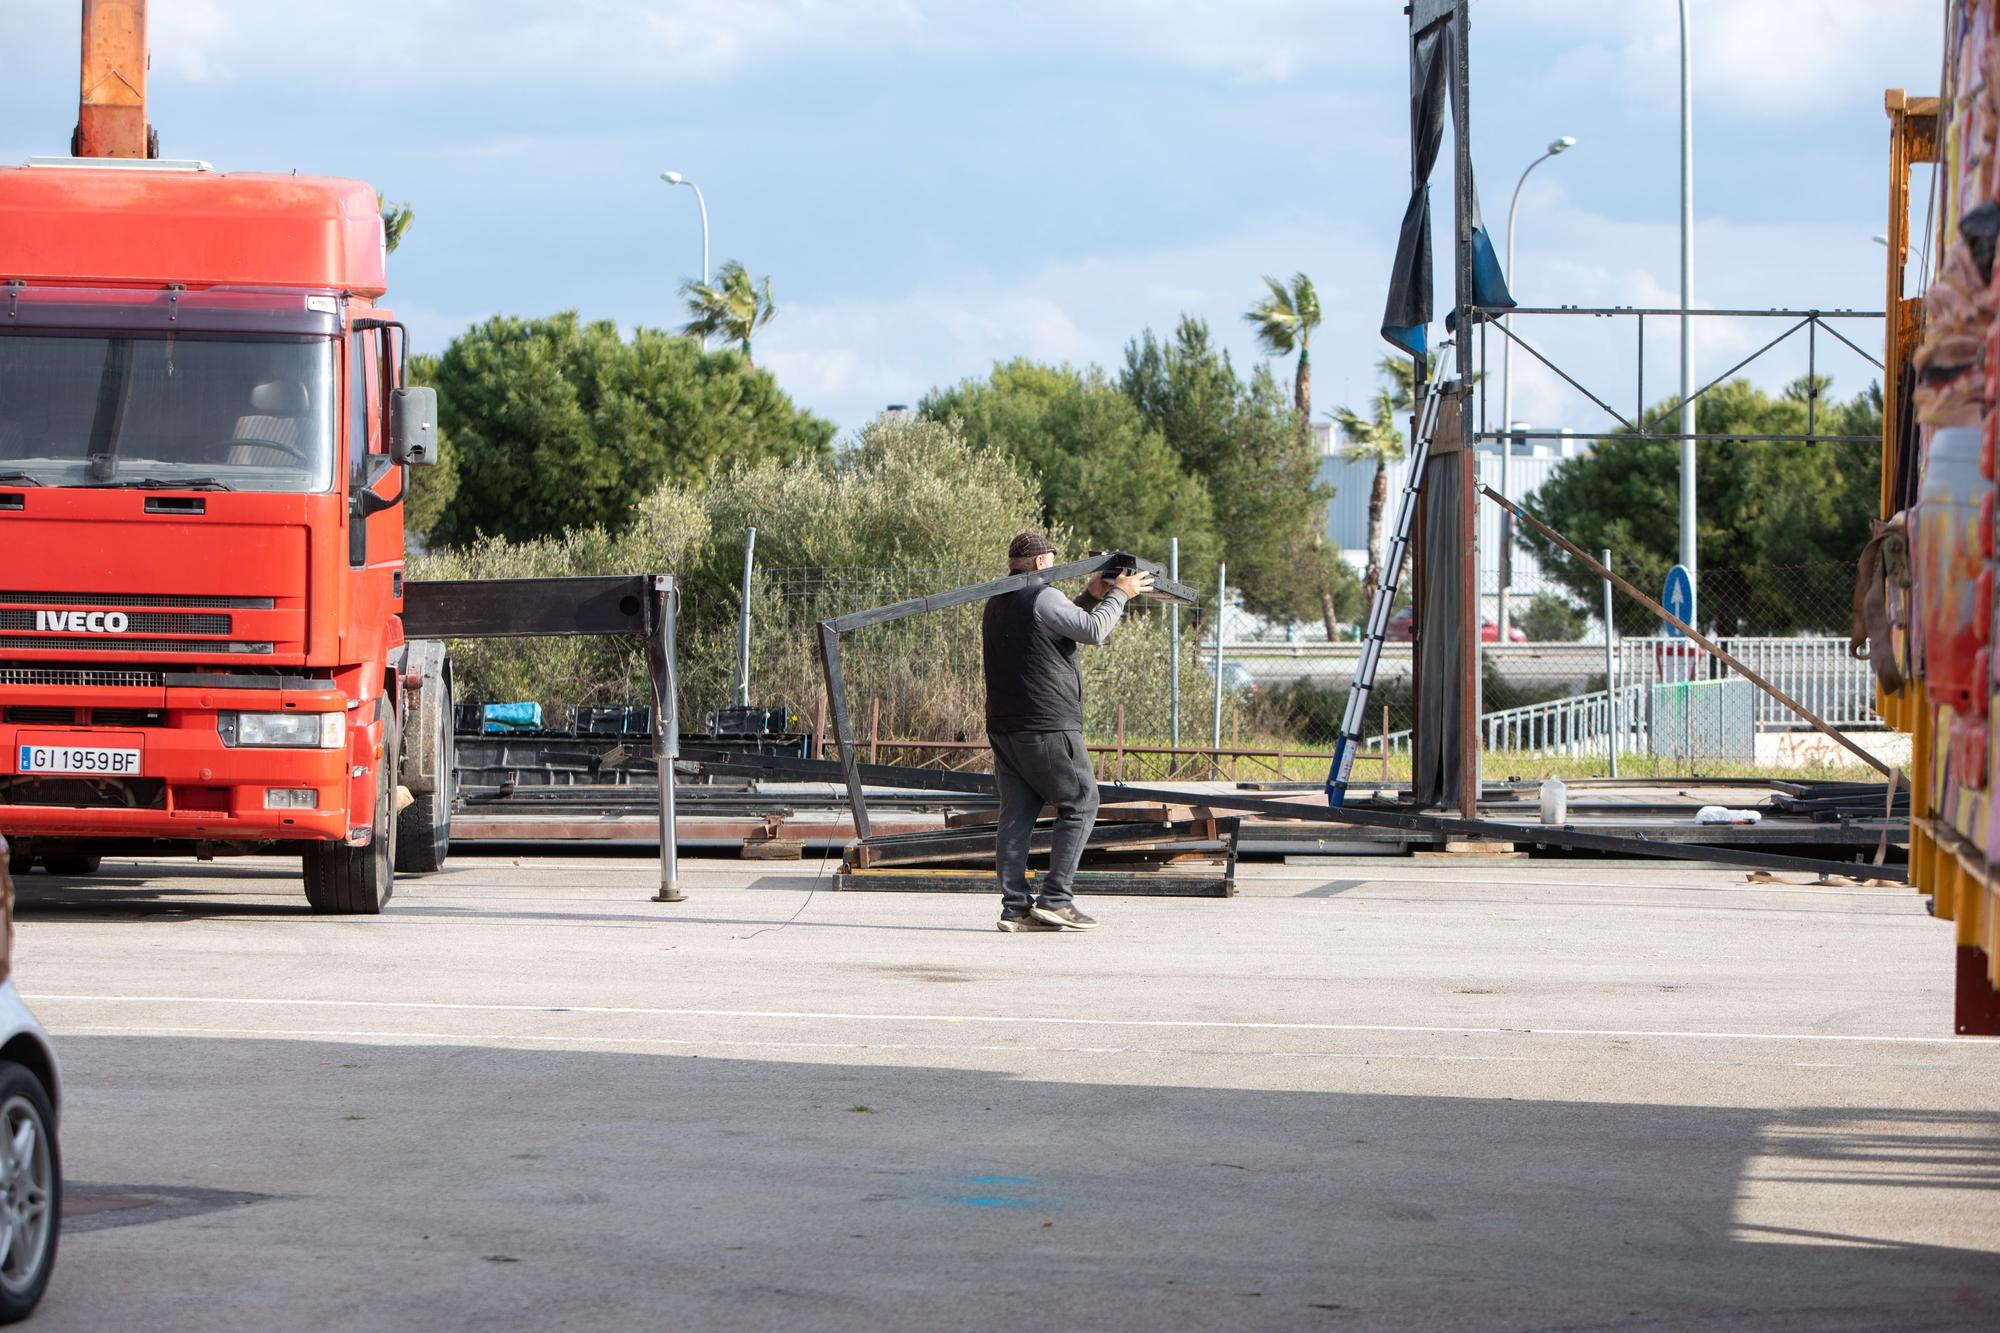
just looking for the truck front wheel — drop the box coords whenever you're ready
[303,708,399,915]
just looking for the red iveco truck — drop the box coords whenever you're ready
[0,2,456,911]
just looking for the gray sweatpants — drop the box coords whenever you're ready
[989,729,1099,915]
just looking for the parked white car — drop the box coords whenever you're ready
[0,839,59,1324]
[1203,660,1261,695]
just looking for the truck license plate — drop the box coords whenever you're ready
[18,745,142,776]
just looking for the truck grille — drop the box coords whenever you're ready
[0,591,272,610]
[0,776,166,809]
[0,610,231,635]
[0,589,288,658]
[3,706,165,726]
[88,708,166,727]
[0,637,272,655]
[0,665,164,689]
[4,707,78,725]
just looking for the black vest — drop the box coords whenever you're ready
[982,586,1084,733]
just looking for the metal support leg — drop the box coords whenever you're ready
[819,622,871,839]
[1602,548,1620,779]
[735,526,757,708]
[649,576,685,902]
[1169,537,1181,752]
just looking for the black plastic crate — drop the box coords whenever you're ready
[708,705,800,737]
[573,705,653,737]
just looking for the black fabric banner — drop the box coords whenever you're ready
[1380,8,1513,357]
[1411,447,1465,809]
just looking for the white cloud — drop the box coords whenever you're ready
[1497,185,1887,433]
[750,211,1388,431]
[750,166,1892,439]
[17,0,1378,88]
[1515,0,1942,117]
[4,0,1939,104]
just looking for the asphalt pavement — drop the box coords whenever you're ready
[9,850,1998,1331]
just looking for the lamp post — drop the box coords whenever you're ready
[1497,135,1575,640]
[659,171,710,289]
[1677,0,1697,627]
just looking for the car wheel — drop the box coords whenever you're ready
[0,1062,59,1325]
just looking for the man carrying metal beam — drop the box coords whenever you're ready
[982,533,1154,932]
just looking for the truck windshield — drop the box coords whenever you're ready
[0,331,337,492]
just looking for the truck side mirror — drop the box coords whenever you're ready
[391,386,438,467]
[354,454,401,518]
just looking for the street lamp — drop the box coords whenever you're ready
[659,171,710,289]
[1497,134,1576,640]
[1677,0,1697,627]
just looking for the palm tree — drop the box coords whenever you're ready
[1245,274,1344,636]
[1243,273,1322,420]
[378,196,414,254]
[1329,388,1406,609]
[681,260,777,366]
[1380,350,1483,422]
[1333,353,1485,612]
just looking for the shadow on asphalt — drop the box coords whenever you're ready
[14,879,318,919]
[40,1033,2000,1330]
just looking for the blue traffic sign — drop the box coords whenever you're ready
[1661,564,1693,637]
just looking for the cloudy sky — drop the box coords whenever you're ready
[0,1,1944,436]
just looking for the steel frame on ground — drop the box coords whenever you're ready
[682,746,1908,884]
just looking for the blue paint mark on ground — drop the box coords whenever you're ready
[931,1174,1052,1209]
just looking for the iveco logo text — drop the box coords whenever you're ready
[35,611,130,634]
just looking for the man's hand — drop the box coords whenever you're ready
[1111,569,1155,599]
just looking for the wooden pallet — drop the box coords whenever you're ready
[844,815,1226,869]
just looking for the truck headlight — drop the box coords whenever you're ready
[218,712,346,749]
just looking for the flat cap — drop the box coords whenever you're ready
[1008,532,1056,560]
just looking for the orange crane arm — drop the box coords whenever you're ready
[73,0,154,159]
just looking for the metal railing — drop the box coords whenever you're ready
[1617,636,1879,730]
[1480,685,1645,756]
[1369,634,1875,760]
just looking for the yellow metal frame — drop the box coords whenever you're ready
[1885,80,2000,995]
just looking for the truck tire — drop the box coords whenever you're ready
[4,848,30,878]
[0,1060,60,1325]
[303,707,399,915]
[36,855,98,877]
[395,676,453,875]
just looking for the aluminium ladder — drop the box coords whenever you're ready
[1325,383,1445,806]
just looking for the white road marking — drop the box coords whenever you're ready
[26,993,1985,1047]
[45,1023,1972,1073]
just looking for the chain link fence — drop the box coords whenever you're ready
[1210,557,1893,784]
[757,564,1245,780]
[433,540,1894,786]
